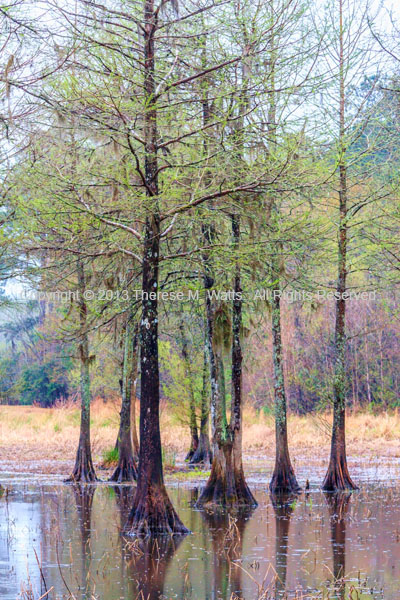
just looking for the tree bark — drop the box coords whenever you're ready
[65,259,97,483]
[130,330,140,459]
[269,288,301,495]
[323,0,357,492]
[179,320,199,461]
[197,215,256,509]
[190,344,212,465]
[110,318,138,483]
[125,0,188,536]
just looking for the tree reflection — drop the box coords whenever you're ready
[324,491,351,600]
[123,535,184,600]
[270,492,298,599]
[72,484,95,599]
[202,508,255,599]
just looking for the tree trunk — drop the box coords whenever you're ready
[130,328,140,459]
[197,215,256,508]
[125,0,188,536]
[323,0,357,492]
[65,260,97,483]
[179,321,199,461]
[110,318,138,483]
[269,289,300,495]
[190,344,212,465]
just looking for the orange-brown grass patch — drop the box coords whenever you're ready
[1,400,400,475]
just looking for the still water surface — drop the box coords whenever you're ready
[1,473,400,599]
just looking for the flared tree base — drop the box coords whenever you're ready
[65,445,98,484]
[269,461,301,496]
[124,482,190,536]
[109,455,137,483]
[322,458,358,492]
[189,438,212,467]
[185,448,195,462]
[196,450,257,509]
[185,434,199,462]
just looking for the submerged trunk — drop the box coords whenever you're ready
[110,319,138,483]
[66,260,97,483]
[125,0,188,536]
[323,0,357,492]
[322,250,357,490]
[179,321,199,461]
[197,215,256,509]
[190,345,212,465]
[125,218,187,535]
[269,288,300,495]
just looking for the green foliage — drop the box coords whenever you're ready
[159,340,203,426]
[102,447,119,466]
[16,360,69,407]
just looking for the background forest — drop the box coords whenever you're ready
[2,0,400,489]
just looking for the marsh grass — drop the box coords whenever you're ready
[1,400,400,475]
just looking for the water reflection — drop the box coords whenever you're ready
[324,492,351,600]
[73,484,95,598]
[270,493,298,598]
[202,508,254,599]
[1,481,400,599]
[125,535,184,600]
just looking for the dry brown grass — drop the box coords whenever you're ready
[1,400,400,475]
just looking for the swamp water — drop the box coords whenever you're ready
[1,473,400,599]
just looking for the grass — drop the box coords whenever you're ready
[101,446,119,467]
[1,399,400,475]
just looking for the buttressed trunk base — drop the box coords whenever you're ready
[126,482,189,536]
[109,432,137,483]
[196,440,256,509]
[322,410,358,491]
[65,419,97,483]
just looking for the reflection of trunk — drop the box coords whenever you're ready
[114,485,138,599]
[323,0,357,493]
[270,493,297,599]
[202,508,254,599]
[179,321,199,461]
[125,1,188,535]
[197,216,256,508]
[114,485,136,529]
[125,537,184,600]
[270,288,300,495]
[73,484,95,598]
[324,492,351,600]
[190,345,212,465]
[66,260,97,483]
[110,319,138,482]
